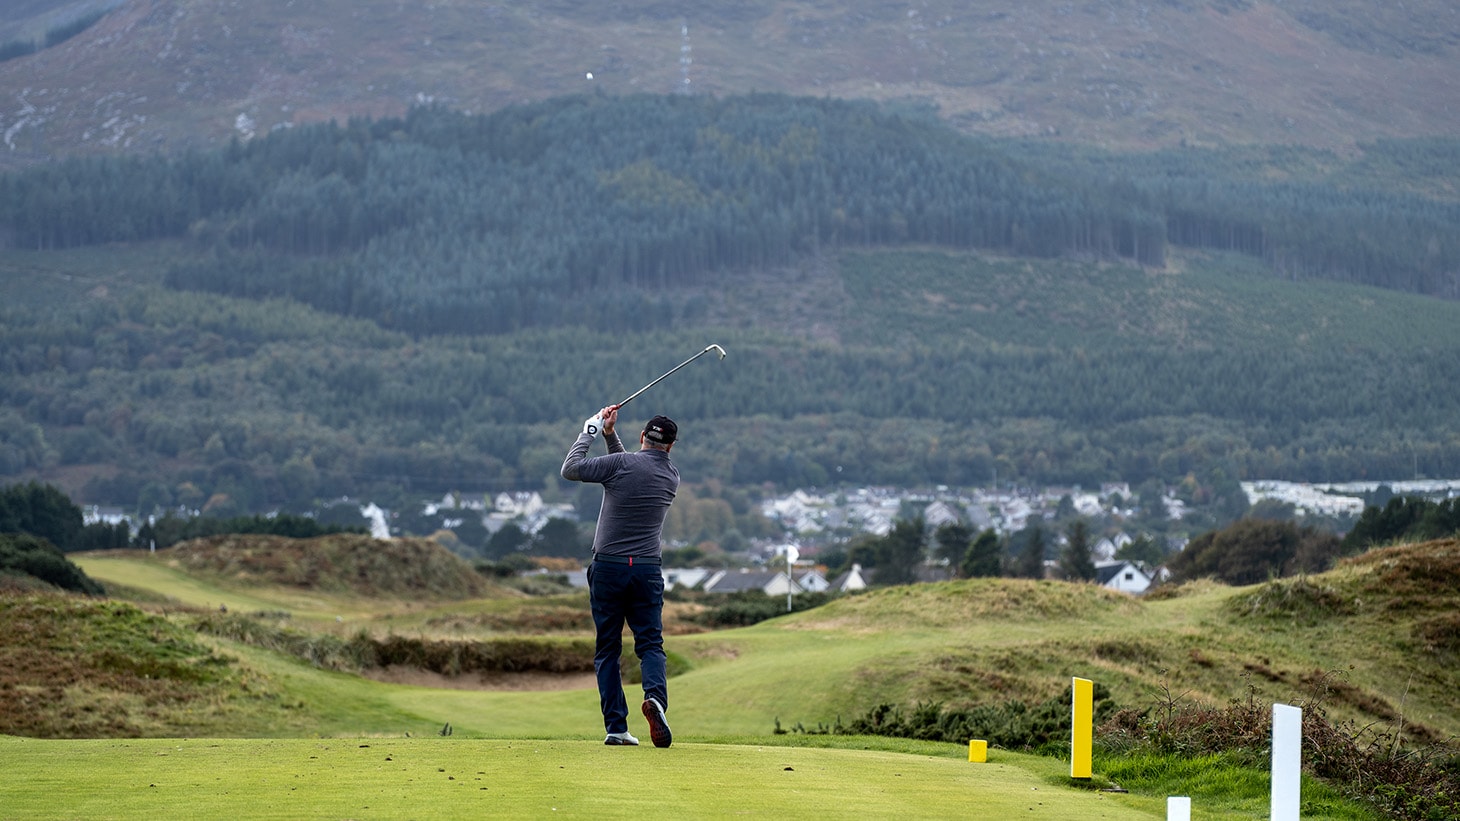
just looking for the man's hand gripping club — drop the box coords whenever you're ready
[582,404,620,439]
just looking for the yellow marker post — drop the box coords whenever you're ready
[1071,676,1093,779]
[967,739,987,763]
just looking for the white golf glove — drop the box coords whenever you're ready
[583,415,602,437]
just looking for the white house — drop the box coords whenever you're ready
[827,563,871,593]
[1095,560,1152,595]
[702,569,799,596]
[495,492,544,517]
[923,501,961,529]
[664,567,712,591]
[794,568,830,593]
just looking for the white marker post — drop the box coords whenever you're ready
[785,545,799,613]
[1272,703,1303,821]
[1166,796,1191,821]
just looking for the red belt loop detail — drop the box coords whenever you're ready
[628,557,634,566]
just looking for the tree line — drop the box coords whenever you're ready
[3,95,1456,337]
[5,290,1460,513]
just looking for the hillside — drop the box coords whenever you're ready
[2,93,1459,512]
[1,0,1458,168]
[29,537,1460,750]
[4,239,1460,514]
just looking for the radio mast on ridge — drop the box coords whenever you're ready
[679,21,692,94]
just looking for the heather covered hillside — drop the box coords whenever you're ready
[2,0,1459,165]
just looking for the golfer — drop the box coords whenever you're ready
[561,404,679,748]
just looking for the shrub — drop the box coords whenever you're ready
[822,682,1118,754]
[0,533,104,595]
[1099,677,1460,821]
[695,590,832,628]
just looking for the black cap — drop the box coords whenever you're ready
[643,415,677,445]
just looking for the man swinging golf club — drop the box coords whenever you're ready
[561,403,679,748]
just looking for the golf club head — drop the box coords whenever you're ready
[707,343,726,360]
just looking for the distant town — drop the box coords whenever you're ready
[82,477,1460,601]
[86,478,1460,551]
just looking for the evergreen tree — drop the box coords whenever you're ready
[535,517,587,560]
[933,521,974,566]
[1114,534,1166,569]
[1059,519,1097,582]
[876,516,927,586]
[0,481,85,551]
[484,522,529,560]
[1016,525,1048,580]
[960,528,1003,578]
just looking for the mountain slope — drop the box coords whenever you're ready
[1,0,1458,167]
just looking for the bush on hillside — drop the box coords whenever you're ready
[1343,496,1460,553]
[693,590,832,628]
[136,511,367,551]
[0,481,84,551]
[0,533,104,595]
[1168,518,1342,585]
[1099,682,1460,821]
[799,683,1118,754]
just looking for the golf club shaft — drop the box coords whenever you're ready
[617,344,725,408]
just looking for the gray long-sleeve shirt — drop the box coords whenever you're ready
[561,430,680,559]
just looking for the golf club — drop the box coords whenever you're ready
[617,343,726,409]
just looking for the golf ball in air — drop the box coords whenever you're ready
[586,72,594,80]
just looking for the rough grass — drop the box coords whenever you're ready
[0,593,260,737]
[164,534,495,600]
[787,576,1142,633]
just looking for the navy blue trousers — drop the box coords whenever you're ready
[587,561,668,734]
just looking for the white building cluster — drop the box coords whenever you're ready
[757,483,1141,540]
[1241,479,1460,518]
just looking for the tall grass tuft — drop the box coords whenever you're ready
[1099,678,1459,821]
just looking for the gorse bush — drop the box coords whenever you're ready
[803,682,1118,754]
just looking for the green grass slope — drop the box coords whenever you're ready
[68,537,1460,749]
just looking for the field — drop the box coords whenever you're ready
[0,537,1447,816]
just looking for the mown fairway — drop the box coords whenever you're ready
[0,736,1163,820]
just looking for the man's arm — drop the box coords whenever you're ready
[601,405,625,454]
[562,404,623,481]
[561,432,595,481]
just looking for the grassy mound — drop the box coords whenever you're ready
[788,577,1142,633]
[1342,537,1460,612]
[164,533,493,600]
[0,592,258,738]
